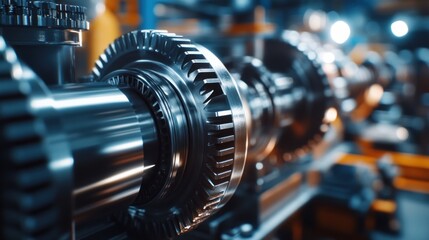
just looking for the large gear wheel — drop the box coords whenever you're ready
[92,30,248,238]
[0,36,72,239]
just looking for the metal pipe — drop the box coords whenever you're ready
[50,83,159,221]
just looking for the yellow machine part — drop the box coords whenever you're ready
[85,8,121,72]
[86,1,141,72]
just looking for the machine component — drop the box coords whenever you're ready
[1,0,428,239]
[57,0,105,20]
[362,50,429,154]
[0,37,73,239]
[0,0,88,29]
[318,164,376,212]
[226,36,334,161]
[179,32,400,239]
[304,163,378,240]
[0,0,89,85]
[91,30,247,238]
[0,28,391,239]
[223,30,392,162]
[0,30,248,239]
[283,31,390,120]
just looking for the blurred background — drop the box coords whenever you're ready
[78,0,429,71]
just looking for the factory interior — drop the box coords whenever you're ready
[1,0,429,239]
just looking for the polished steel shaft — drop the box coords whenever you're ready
[50,83,159,221]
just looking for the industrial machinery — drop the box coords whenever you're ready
[1,0,429,240]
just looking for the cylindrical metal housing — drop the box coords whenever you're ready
[0,26,83,85]
[50,83,159,221]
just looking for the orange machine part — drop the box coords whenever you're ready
[337,152,429,194]
[106,0,140,27]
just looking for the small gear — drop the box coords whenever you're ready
[269,33,334,161]
[92,30,247,238]
[0,36,71,239]
[226,33,334,162]
[0,0,89,30]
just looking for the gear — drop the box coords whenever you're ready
[0,36,71,239]
[0,0,89,30]
[226,33,334,162]
[225,56,277,161]
[271,33,334,161]
[92,30,247,238]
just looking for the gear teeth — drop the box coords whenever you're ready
[211,134,235,144]
[208,122,234,131]
[285,33,334,159]
[255,32,335,161]
[0,1,89,30]
[206,164,232,180]
[183,59,211,74]
[177,51,205,67]
[92,30,242,239]
[201,83,224,105]
[13,188,55,212]
[0,39,63,239]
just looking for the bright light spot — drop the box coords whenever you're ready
[341,99,357,113]
[0,38,6,51]
[321,52,336,64]
[74,165,152,195]
[330,20,351,44]
[95,2,106,16]
[333,77,347,89]
[5,48,17,63]
[396,127,409,140]
[31,98,55,110]
[307,10,326,31]
[234,0,250,9]
[50,157,73,170]
[154,4,167,16]
[365,84,384,106]
[251,57,263,67]
[102,140,143,154]
[324,107,338,123]
[54,94,129,109]
[12,64,23,79]
[391,20,408,37]
[320,124,329,132]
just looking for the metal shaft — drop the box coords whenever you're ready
[50,83,159,221]
[234,59,306,159]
